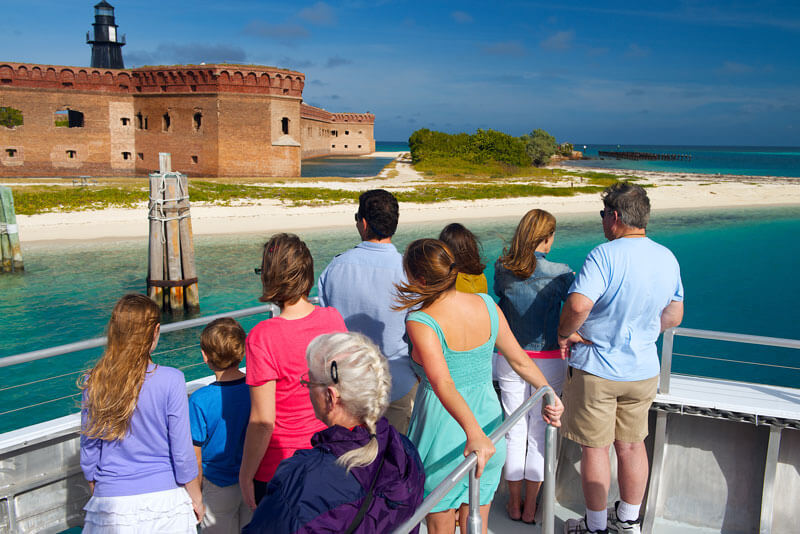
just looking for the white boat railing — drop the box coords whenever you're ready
[659,326,800,394]
[392,386,557,534]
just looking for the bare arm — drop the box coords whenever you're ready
[660,300,684,332]
[184,476,205,523]
[494,306,564,427]
[557,292,595,358]
[193,445,203,491]
[239,380,276,510]
[407,321,494,477]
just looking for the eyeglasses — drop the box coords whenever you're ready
[254,267,262,275]
[600,209,606,219]
[354,212,361,222]
[299,372,326,388]
[299,361,339,388]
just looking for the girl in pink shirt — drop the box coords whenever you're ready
[239,233,347,509]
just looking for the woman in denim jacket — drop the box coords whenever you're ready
[494,209,574,524]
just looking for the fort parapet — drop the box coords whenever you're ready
[0,62,374,177]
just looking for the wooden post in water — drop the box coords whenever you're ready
[0,186,24,273]
[146,153,199,313]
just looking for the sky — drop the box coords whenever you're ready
[2,0,799,145]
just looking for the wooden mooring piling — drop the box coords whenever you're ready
[0,186,23,273]
[598,150,692,161]
[147,153,199,313]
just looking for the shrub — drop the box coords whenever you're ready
[0,107,24,129]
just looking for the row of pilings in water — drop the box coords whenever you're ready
[598,150,692,161]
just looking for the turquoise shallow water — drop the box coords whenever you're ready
[1,207,799,434]
[562,144,800,177]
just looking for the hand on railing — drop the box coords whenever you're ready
[464,429,495,478]
[541,394,564,428]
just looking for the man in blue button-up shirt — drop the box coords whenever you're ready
[317,189,418,433]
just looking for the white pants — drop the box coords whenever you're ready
[200,478,253,533]
[495,356,566,482]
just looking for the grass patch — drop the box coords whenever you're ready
[396,183,605,203]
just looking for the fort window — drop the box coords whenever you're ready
[332,144,336,148]
[344,145,348,148]
[281,117,290,135]
[6,149,17,157]
[358,145,362,148]
[345,131,349,135]
[191,155,198,164]
[137,152,144,160]
[283,88,289,94]
[62,82,73,88]
[54,109,84,128]
[1,79,11,85]
[162,112,171,132]
[193,112,202,131]
[190,85,197,92]
[136,113,144,129]
[119,84,129,91]
[359,130,363,134]
[66,150,76,159]
[0,106,24,128]
[122,151,131,160]
[331,130,338,137]
[121,117,130,126]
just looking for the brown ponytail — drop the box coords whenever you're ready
[394,239,458,311]
[499,209,556,279]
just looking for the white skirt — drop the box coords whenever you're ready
[83,486,197,534]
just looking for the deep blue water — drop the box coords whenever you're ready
[562,144,800,178]
[1,207,798,434]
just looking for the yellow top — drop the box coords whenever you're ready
[455,272,488,294]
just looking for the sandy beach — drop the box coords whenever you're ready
[15,153,800,243]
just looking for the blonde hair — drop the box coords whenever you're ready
[259,233,314,307]
[306,332,391,472]
[394,238,458,311]
[80,294,160,441]
[499,209,556,279]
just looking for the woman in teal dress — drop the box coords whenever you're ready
[394,239,564,534]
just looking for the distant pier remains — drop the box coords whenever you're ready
[598,151,692,161]
[0,186,23,272]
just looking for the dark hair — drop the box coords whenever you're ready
[259,233,314,307]
[201,317,246,370]
[357,189,399,240]
[438,223,485,275]
[602,182,650,229]
[499,209,556,279]
[394,239,458,311]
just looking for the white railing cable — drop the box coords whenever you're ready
[0,303,280,368]
[659,327,800,394]
[392,386,557,534]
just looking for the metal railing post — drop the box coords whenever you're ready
[467,467,481,534]
[542,389,557,534]
[660,327,675,394]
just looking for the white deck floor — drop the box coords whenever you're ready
[656,374,800,421]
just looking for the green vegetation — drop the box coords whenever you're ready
[409,128,529,166]
[521,129,557,166]
[0,107,24,129]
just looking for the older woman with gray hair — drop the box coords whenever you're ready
[243,332,425,534]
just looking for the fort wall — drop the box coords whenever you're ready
[300,104,374,159]
[0,62,374,178]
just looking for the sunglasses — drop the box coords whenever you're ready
[299,361,340,388]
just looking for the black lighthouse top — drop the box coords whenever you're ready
[87,1,125,69]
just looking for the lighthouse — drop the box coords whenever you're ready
[86,1,125,69]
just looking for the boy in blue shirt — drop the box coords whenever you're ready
[190,318,252,532]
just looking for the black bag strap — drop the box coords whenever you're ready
[344,447,387,534]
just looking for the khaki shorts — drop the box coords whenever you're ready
[562,368,657,448]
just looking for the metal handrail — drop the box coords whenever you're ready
[0,303,281,368]
[392,386,557,534]
[659,327,800,394]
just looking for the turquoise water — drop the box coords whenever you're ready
[299,141,408,178]
[1,207,799,434]
[563,144,800,177]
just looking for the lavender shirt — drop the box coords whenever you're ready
[80,363,198,497]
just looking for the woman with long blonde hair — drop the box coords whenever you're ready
[80,294,203,533]
[494,209,574,523]
[396,239,563,534]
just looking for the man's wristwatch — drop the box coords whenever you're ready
[557,331,570,339]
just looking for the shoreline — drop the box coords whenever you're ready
[15,158,800,243]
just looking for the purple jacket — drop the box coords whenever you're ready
[243,417,425,533]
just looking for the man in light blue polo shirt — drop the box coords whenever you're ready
[317,189,417,433]
[559,183,684,534]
